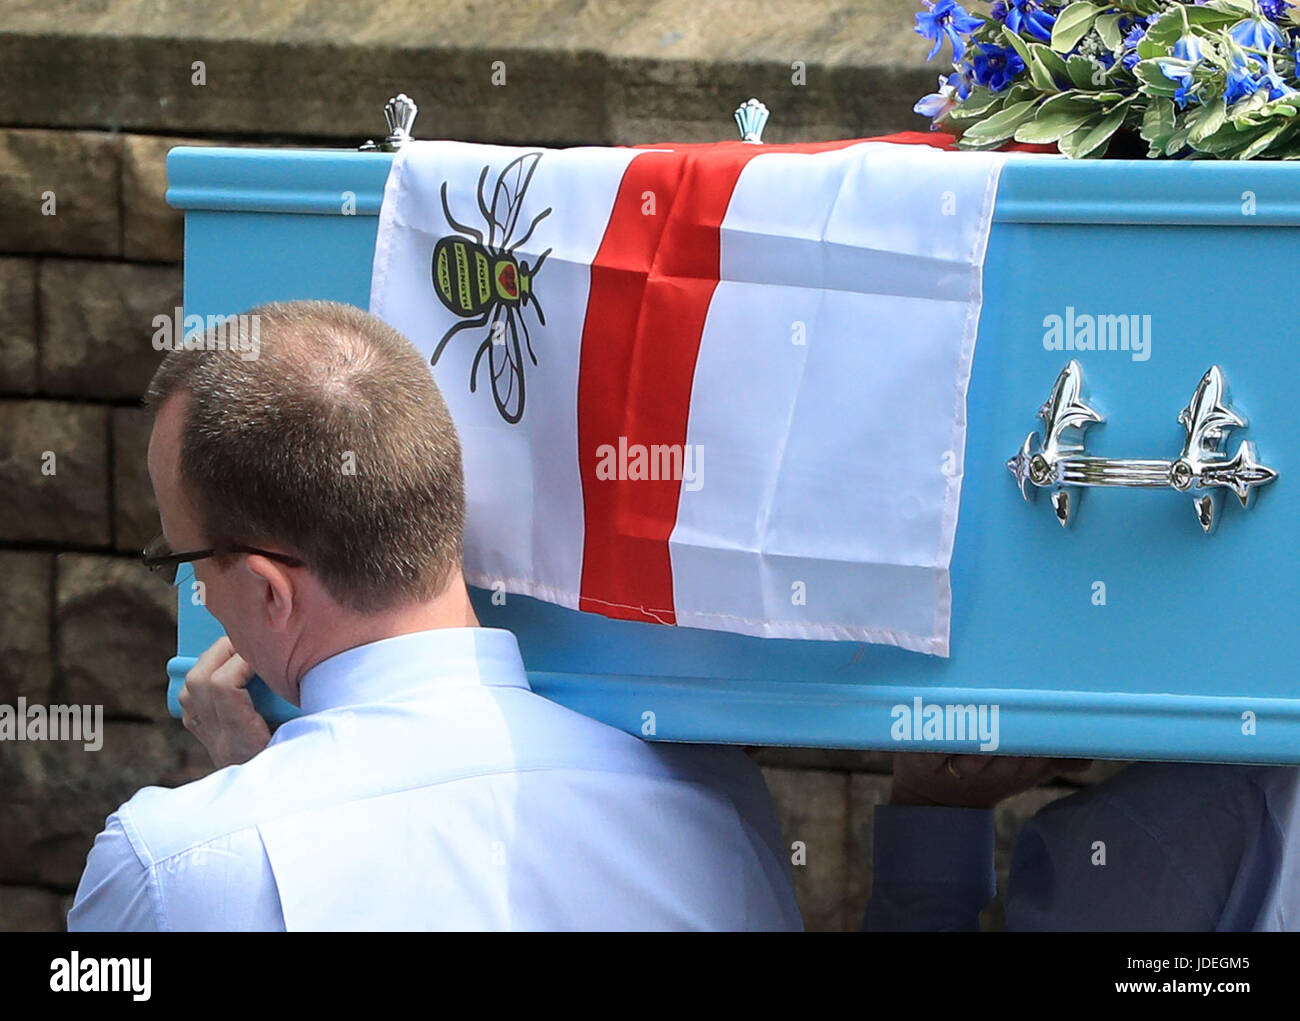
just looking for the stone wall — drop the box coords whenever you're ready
[0,125,217,930]
[0,0,1120,932]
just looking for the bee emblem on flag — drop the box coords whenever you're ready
[431,152,553,424]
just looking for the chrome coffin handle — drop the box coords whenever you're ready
[1007,361,1277,534]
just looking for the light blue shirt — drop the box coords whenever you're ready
[863,763,1300,931]
[69,627,802,931]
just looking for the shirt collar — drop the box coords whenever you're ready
[298,627,530,715]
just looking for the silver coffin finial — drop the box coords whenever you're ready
[382,93,419,150]
[360,93,419,152]
[735,98,770,143]
[1007,362,1277,533]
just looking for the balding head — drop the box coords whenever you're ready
[145,300,465,614]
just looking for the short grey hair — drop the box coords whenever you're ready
[146,300,465,613]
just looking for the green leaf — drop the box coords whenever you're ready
[1140,96,1176,150]
[1027,52,1063,92]
[1134,59,1179,96]
[1034,44,1071,79]
[947,86,1002,120]
[1065,54,1105,89]
[1142,12,1187,48]
[1064,103,1130,158]
[1232,97,1276,127]
[1205,0,1255,15]
[1051,1,1104,54]
[1007,83,1040,106]
[957,134,1016,152]
[1195,120,1269,154]
[1183,6,1243,30]
[947,105,998,123]
[959,99,1040,144]
[1038,91,1096,116]
[1054,124,1090,158]
[1237,122,1292,159]
[1013,105,1099,143]
[1137,36,1169,61]
[1274,130,1300,159]
[1002,26,1033,64]
[1163,120,1192,156]
[1187,99,1228,143]
[1094,12,1125,51]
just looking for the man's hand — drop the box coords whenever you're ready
[178,637,272,769]
[890,752,1091,810]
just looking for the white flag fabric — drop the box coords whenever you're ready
[370,136,1009,656]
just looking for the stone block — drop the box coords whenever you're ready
[55,554,177,721]
[0,129,121,256]
[112,406,159,555]
[0,258,38,393]
[0,721,195,888]
[0,552,54,705]
[40,260,181,400]
[0,400,111,545]
[123,134,215,262]
[761,765,849,931]
[0,885,65,932]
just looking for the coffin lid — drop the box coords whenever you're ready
[167,145,1300,225]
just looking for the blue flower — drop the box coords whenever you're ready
[1174,81,1201,109]
[1225,51,1296,104]
[1224,63,1264,104]
[970,42,1027,92]
[915,0,984,62]
[1174,35,1206,63]
[1260,65,1297,99]
[1158,34,1204,77]
[1159,36,1205,109]
[914,72,971,123]
[994,0,1057,44]
[1258,0,1292,21]
[1121,16,1154,70]
[1230,16,1287,54]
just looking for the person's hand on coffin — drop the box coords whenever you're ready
[889,752,1091,810]
[178,636,272,769]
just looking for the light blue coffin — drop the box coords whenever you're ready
[165,145,1295,763]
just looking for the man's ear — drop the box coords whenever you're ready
[243,555,297,631]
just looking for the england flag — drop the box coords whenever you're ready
[369,134,1009,655]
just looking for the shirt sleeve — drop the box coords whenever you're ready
[67,811,165,932]
[1004,786,1220,931]
[861,805,996,931]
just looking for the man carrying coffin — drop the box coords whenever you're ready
[68,300,801,932]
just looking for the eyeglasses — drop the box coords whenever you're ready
[141,533,305,586]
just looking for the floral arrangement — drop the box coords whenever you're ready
[913,0,1300,158]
